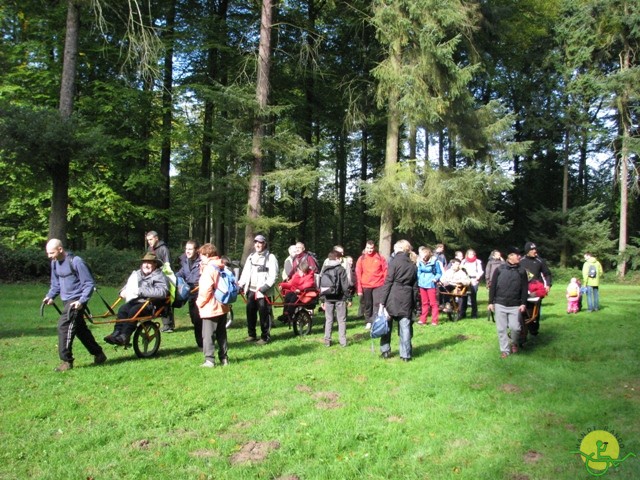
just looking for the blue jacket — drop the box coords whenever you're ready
[417,258,442,289]
[176,254,201,287]
[46,254,95,305]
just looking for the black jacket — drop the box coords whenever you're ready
[319,261,351,302]
[380,252,419,318]
[489,262,528,307]
[520,255,552,287]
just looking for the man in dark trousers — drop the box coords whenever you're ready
[519,241,552,336]
[488,246,528,358]
[43,239,107,372]
[176,240,202,348]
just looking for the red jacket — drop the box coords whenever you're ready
[355,252,388,293]
[279,270,316,294]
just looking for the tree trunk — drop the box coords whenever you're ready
[242,0,272,263]
[160,0,175,244]
[50,0,79,242]
[616,32,632,278]
[560,129,570,268]
[378,43,401,258]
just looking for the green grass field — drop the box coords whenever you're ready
[1,283,638,479]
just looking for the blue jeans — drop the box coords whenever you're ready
[586,286,599,311]
[380,317,413,359]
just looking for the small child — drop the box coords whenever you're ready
[566,277,581,313]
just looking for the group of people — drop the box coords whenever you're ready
[43,233,604,370]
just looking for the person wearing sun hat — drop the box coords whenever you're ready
[103,253,169,346]
[237,234,279,344]
[519,241,552,336]
[488,246,528,358]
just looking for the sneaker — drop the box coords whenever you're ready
[221,358,229,366]
[501,352,509,359]
[161,327,174,333]
[245,336,257,342]
[256,338,269,346]
[431,323,439,326]
[418,321,427,325]
[324,340,332,347]
[511,344,519,354]
[365,322,372,330]
[380,351,390,359]
[200,360,215,368]
[94,352,107,365]
[55,361,73,372]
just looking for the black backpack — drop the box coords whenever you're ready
[588,264,597,278]
[320,266,342,297]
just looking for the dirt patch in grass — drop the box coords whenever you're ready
[295,384,313,394]
[312,391,342,409]
[523,450,543,463]
[275,476,300,480]
[509,474,530,480]
[387,415,404,423]
[500,383,521,394]
[190,449,218,458]
[230,440,280,465]
[131,439,151,449]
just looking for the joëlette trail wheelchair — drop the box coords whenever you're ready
[437,282,468,322]
[240,285,320,336]
[42,289,168,358]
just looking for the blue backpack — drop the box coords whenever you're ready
[173,276,191,308]
[214,266,239,305]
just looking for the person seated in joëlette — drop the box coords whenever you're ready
[278,261,316,321]
[104,253,169,346]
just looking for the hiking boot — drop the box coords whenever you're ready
[94,352,107,365]
[200,360,215,368]
[104,334,117,345]
[55,361,73,372]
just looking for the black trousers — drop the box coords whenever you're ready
[246,293,271,341]
[58,301,103,362]
[113,301,154,338]
[188,297,203,348]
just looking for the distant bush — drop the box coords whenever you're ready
[0,246,141,286]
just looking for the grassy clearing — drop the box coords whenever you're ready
[0,283,639,479]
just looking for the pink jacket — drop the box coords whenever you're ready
[196,256,231,319]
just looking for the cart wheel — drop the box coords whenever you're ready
[292,309,312,336]
[226,307,234,329]
[132,321,161,358]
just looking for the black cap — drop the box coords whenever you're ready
[506,246,521,256]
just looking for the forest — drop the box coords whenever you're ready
[0,0,638,274]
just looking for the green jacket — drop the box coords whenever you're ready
[582,257,603,287]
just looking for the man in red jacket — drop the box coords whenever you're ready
[355,240,388,329]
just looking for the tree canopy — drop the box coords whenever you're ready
[0,0,638,273]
